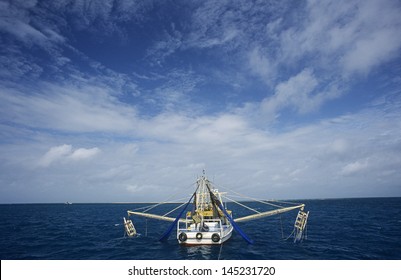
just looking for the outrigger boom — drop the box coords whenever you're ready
[124,171,309,245]
[127,211,184,222]
[234,204,305,223]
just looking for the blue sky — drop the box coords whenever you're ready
[1,0,401,203]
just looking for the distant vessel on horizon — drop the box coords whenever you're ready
[65,202,72,205]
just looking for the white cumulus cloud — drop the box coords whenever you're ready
[39,144,100,167]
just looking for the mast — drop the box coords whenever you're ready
[195,172,213,212]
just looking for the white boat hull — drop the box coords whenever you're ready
[177,224,233,245]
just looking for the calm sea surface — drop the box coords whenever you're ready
[1,197,400,260]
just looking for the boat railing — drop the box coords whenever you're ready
[177,218,223,232]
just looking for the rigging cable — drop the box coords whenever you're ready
[163,201,188,217]
[215,181,302,208]
[285,229,295,241]
[131,183,196,213]
[215,184,285,208]
[222,195,260,214]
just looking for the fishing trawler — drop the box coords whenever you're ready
[176,173,234,245]
[124,171,309,245]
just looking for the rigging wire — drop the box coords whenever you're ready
[285,228,295,241]
[213,180,303,207]
[214,183,285,208]
[145,218,148,237]
[223,193,285,209]
[131,182,196,212]
[222,195,260,214]
[163,201,188,217]
[279,215,284,239]
[305,223,308,240]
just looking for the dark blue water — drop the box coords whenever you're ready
[1,198,400,260]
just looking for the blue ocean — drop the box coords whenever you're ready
[1,197,400,260]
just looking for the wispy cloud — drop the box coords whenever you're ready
[0,83,137,133]
[38,144,73,167]
[341,160,369,176]
[0,1,66,48]
[38,144,100,167]
[261,68,342,119]
[248,47,276,86]
[69,147,101,161]
[268,0,401,76]
[146,25,183,65]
